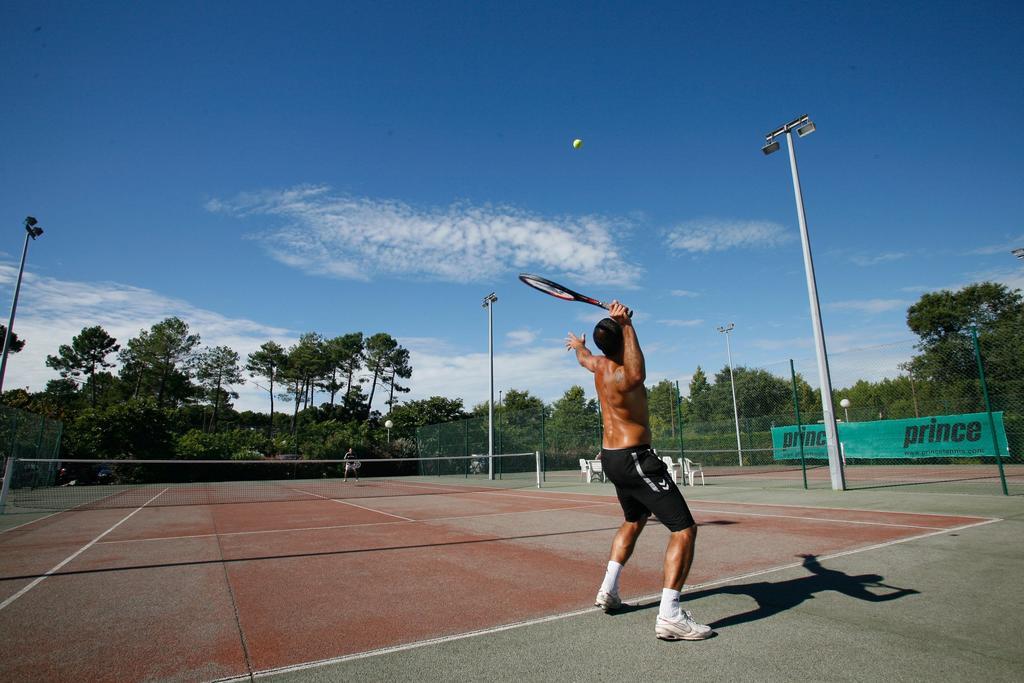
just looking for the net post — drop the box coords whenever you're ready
[0,455,14,513]
[972,327,1008,495]
[790,359,808,490]
[540,406,546,483]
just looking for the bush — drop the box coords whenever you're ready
[176,428,271,460]
[66,401,176,460]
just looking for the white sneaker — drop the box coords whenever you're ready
[655,610,713,640]
[594,589,622,611]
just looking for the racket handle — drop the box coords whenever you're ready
[601,302,633,318]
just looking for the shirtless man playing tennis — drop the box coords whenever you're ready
[566,301,712,640]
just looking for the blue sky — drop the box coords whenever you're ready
[1,1,1021,412]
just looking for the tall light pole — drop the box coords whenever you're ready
[716,323,743,466]
[482,292,498,479]
[763,115,845,490]
[0,217,44,395]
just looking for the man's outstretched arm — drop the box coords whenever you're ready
[610,301,645,389]
[566,331,598,373]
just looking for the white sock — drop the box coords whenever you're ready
[600,561,623,595]
[659,588,681,619]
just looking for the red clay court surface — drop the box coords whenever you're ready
[0,485,998,682]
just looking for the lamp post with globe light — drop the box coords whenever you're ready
[840,398,851,423]
[385,419,393,444]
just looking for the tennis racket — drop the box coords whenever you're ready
[518,273,632,318]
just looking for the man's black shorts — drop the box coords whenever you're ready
[600,445,695,532]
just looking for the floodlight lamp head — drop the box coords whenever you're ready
[24,216,38,228]
[717,323,735,333]
[482,292,498,307]
[762,139,781,155]
[1013,247,1024,260]
[796,121,816,137]
[29,227,43,239]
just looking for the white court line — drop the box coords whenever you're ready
[0,484,150,537]
[213,516,1001,681]
[289,488,418,522]
[91,495,962,547]
[0,488,168,613]
[0,512,60,535]
[670,496,997,520]
[689,507,952,531]
[518,487,1001,520]
[94,502,612,545]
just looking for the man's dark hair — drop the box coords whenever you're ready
[593,318,623,357]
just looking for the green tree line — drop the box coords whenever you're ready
[2,281,1020,464]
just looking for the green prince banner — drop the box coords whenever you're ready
[771,412,1010,460]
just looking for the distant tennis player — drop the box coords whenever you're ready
[343,447,360,483]
[566,301,712,641]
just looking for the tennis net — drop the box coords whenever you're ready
[0,452,540,511]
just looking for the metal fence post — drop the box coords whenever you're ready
[971,327,1009,495]
[540,406,546,482]
[675,380,685,460]
[790,359,808,490]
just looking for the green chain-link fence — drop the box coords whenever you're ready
[0,405,64,492]
[418,331,1021,495]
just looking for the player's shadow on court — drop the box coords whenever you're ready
[621,554,919,629]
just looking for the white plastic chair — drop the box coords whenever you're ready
[661,456,683,484]
[679,457,705,487]
[578,458,591,482]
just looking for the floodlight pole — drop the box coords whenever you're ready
[717,323,743,466]
[483,293,498,480]
[763,116,845,491]
[0,218,44,395]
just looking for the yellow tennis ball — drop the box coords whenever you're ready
[572,138,583,149]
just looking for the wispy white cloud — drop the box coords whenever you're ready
[665,219,792,253]
[403,342,588,407]
[656,319,704,328]
[826,299,908,314]
[849,252,906,267]
[0,265,596,414]
[968,235,1024,256]
[965,266,1024,292]
[670,289,700,298]
[209,185,642,286]
[505,328,539,346]
[0,264,294,412]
